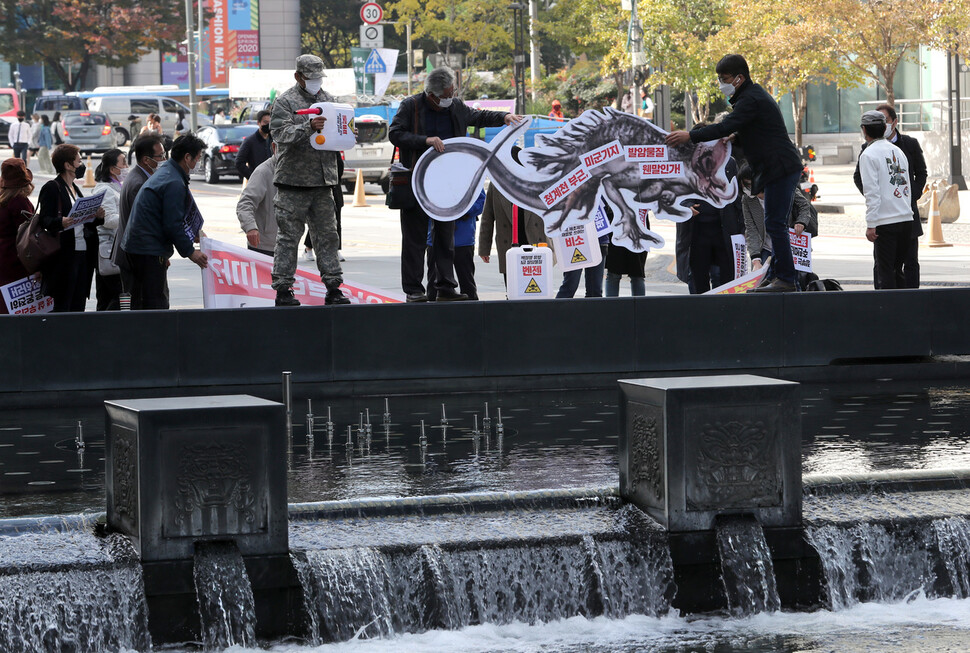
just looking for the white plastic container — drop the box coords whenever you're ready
[552,221,602,272]
[506,244,554,300]
[305,102,356,151]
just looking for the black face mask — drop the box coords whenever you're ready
[73,163,86,178]
[260,124,270,134]
[17,118,23,122]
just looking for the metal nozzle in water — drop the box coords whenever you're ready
[306,399,315,439]
[383,397,391,425]
[75,420,84,448]
[282,371,293,422]
[483,402,491,432]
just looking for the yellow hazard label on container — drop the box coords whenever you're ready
[524,278,542,293]
[570,248,587,264]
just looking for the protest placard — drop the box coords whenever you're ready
[200,238,403,308]
[506,245,553,300]
[789,229,812,272]
[1,273,53,315]
[64,192,105,227]
[731,234,748,279]
[706,257,771,295]
[553,221,602,272]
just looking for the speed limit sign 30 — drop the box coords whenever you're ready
[360,2,383,24]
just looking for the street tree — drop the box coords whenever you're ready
[819,0,937,106]
[301,0,362,69]
[0,0,184,92]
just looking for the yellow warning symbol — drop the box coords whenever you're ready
[524,277,542,293]
[570,248,587,264]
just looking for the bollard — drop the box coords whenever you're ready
[352,168,367,207]
[926,188,952,248]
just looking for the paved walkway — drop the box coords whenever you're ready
[6,149,969,310]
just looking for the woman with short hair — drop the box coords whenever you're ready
[0,158,35,314]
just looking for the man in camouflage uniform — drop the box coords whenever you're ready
[269,54,350,306]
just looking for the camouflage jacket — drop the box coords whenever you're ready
[270,84,340,187]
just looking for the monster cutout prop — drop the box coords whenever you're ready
[412,107,738,253]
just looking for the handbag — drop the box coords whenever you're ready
[98,240,120,276]
[385,101,420,210]
[16,209,60,274]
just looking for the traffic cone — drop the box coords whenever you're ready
[809,169,815,184]
[352,168,367,207]
[926,188,952,248]
[82,155,96,188]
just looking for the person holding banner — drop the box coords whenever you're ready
[389,66,520,302]
[37,145,105,312]
[0,159,34,314]
[666,54,802,293]
[121,135,209,310]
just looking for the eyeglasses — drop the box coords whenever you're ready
[151,154,167,161]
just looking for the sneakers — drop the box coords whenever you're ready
[302,248,315,262]
[325,289,351,305]
[275,288,300,306]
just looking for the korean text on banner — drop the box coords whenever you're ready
[540,165,590,209]
[1,273,53,315]
[506,245,553,300]
[730,234,748,279]
[789,229,812,272]
[65,192,105,227]
[200,237,403,307]
[706,257,771,295]
[553,221,602,272]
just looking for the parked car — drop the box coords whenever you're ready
[86,95,209,142]
[0,89,24,143]
[33,95,85,121]
[236,101,271,124]
[193,124,258,184]
[341,114,393,193]
[61,111,116,153]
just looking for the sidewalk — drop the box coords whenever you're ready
[3,149,967,310]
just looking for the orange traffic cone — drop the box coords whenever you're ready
[926,188,952,248]
[809,169,815,184]
[352,168,367,207]
[82,155,96,188]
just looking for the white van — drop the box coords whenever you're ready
[86,95,210,141]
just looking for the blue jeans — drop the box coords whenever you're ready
[556,245,607,298]
[605,272,645,296]
[763,170,801,284]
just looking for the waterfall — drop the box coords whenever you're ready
[807,516,970,608]
[714,516,781,616]
[295,536,674,644]
[193,541,257,650]
[0,565,151,652]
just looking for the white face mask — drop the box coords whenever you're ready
[437,97,453,108]
[719,81,736,98]
[304,77,323,95]
[884,123,893,138]
[115,166,129,182]
[758,197,765,211]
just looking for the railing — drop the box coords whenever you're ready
[858,97,970,133]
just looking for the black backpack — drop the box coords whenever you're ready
[805,278,844,291]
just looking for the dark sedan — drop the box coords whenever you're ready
[194,124,258,184]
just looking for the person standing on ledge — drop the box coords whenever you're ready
[389,66,520,303]
[269,54,349,307]
[666,54,802,292]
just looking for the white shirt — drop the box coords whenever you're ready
[859,138,913,229]
[8,120,31,145]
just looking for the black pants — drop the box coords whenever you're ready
[873,221,911,290]
[95,270,123,311]
[688,221,732,294]
[874,236,920,289]
[50,252,92,313]
[400,207,457,294]
[128,253,169,309]
[428,245,476,301]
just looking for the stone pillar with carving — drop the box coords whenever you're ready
[618,375,801,532]
[105,395,288,561]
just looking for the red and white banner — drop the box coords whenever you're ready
[706,256,771,295]
[624,144,668,162]
[200,237,403,308]
[540,165,591,209]
[639,161,684,178]
[580,140,623,170]
[789,229,812,272]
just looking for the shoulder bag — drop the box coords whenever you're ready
[385,101,420,210]
[16,208,60,274]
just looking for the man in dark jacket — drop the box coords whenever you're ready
[852,103,927,288]
[666,54,803,292]
[389,66,519,302]
[236,110,273,180]
[121,134,209,309]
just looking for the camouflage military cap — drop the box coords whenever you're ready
[296,54,326,79]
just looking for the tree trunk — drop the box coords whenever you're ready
[614,72,624,109]
[692,98,709,125]
[46,58,72,93]
[793,82,808,148]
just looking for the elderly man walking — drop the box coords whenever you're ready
[389,66,520,302]
[269,54,349,307]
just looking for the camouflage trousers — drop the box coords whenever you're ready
[272,187,343,291]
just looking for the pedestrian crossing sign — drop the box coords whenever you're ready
[524,278,542,293]
[570,248,587,264]
[364,49,386,74]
